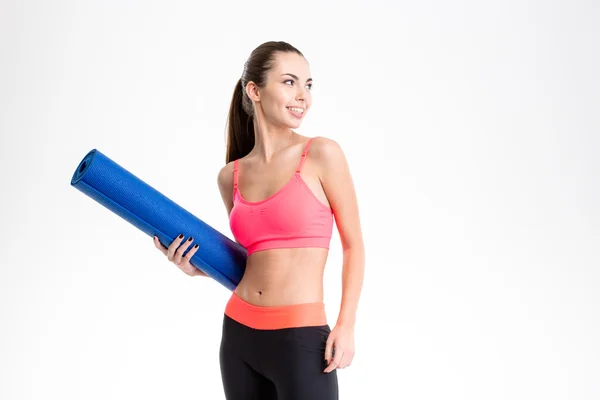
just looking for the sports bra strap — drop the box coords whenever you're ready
[233,159,239,199]
[296,138,314,173]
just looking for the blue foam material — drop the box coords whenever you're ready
[70,149,246,291]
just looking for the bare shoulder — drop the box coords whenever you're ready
[308,135,342,152]
[309,136,362,249]
[217,161,235,189]
[307,136,347,174]
[217,161,236,216]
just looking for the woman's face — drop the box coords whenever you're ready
[250,52,313,129]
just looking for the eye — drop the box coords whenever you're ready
[284,79,312,91]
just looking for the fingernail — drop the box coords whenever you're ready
[188,237,193,242]
[178,234,183,239]
[194,244,199,248]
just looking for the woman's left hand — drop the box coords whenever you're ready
[324,323,355,373]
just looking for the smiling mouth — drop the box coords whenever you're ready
[287,107,305,117]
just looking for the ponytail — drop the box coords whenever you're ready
[224,41,304,163]
[225,78,255,163]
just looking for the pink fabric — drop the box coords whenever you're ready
[225,291,327,329]
[229,138,334,256]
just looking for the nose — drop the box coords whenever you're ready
[296,86,308,101]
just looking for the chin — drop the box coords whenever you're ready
[289,117,305,129]
[279,118,302,130]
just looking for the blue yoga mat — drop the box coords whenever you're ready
[70,149,247,291]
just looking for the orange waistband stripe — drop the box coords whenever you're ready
[224,291,328,330]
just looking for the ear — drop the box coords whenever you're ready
[245,81,261,102]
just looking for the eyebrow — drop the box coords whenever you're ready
[281,73,313,83]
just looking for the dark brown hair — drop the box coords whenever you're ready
[225,41,304,163]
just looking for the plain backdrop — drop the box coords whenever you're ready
[1,0,599,399]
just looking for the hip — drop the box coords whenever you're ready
[224,290,328,330]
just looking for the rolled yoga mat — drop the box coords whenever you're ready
[70,149,247,291]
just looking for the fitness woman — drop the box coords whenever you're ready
[153,41,365,399]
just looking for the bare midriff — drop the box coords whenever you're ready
[233,247,329,307]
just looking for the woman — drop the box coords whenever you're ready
[154,41,365,399]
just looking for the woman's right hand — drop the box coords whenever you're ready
[153,234,208,277]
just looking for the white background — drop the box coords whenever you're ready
[1,0,599,399]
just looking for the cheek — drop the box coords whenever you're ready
[264,99,288,121]
[267,91,289,108]
[261,96,279,114]
[304,100,312,112]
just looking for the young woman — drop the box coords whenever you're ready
[154,41,365,399]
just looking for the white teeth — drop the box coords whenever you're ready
[287,107,304,114]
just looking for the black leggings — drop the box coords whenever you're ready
[219,314,339,399]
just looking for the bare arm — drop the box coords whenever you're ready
[217,162,235,218]
[316,137,365,328]
[217,162,241,245]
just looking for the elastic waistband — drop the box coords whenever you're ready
[247,237,331,256]
[225,291,327,330]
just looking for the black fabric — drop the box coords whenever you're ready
[219,314,339,399]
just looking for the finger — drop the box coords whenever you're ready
[167,234,185,260]
[183,242,200,262]
[174,237,194,264]
[153,236,167,255]
[324,338,334,364]
[344,351,354,368]
[324,350,343,373]
[339,352,353,368]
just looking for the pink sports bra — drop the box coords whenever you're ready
[229,138,334,256]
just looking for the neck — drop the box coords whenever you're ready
[251,114,297,163]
